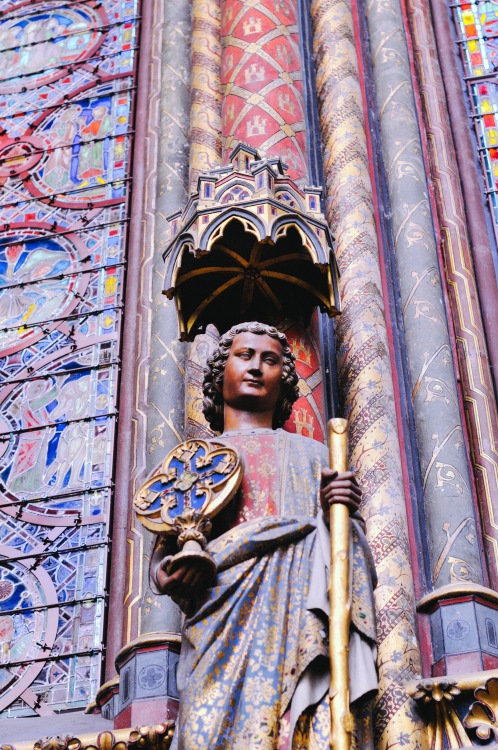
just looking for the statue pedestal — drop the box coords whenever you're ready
[113,633,180,729]
[87,633,180,729]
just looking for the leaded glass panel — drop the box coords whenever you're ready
[0,0,140,717]
[452,0,498,243]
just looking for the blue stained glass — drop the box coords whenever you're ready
[0,0,140,716]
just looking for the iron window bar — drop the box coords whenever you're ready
[0,177,132,210]
[0,46,140,87]
[26,545,110,565]
[0,260,127,294]
[0,540,111,566]
[2,359,121,389]
[0,305,124,339]
[0,0,120,15]
[0,484,113,511]
[0,647,105,671]
[464,71,498,81]
[0,409,119,439]
[0,80,136,121]
[0,16,141,57]
[0,216,130,249]
[0,129,135,169]
[0,595,107,619]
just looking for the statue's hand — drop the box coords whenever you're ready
[319,469,362,527]
[154,557,212,612]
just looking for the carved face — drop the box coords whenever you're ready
[221,332,284,416]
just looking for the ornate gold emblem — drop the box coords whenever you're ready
[134,439,243,579]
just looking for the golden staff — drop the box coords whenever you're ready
[328,418,353,750]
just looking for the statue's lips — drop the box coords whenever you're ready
[242,379,263,387]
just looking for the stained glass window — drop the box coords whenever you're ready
[0,0,139,717]
[451,0,498,243]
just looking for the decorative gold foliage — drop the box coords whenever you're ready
[412,679,461,704]
[0,723,175,750]
[464,677,498,741]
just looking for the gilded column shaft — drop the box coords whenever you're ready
[182,0,222,446]
[405,0,498,587]
[311,1,426,747]
[189,0,222,191]
[220,0,308,181]
[185,0,222,434]
[365,0,484,588]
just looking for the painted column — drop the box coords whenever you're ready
[364,0,485,592]
[220,0,308,182]
[183,0,223,438]
[139,0,190,635]
[403,0,498,680]
[107,0,155,678]
[122,0,190,647]
[189,0,222,191]
[112,0,191,729]
[430,0,498,393]
[311,1,426,747]
[406,0,498,591]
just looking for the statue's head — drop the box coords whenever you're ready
[202,321,300,433]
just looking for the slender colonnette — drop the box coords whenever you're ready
[121,0,191,651]
[430,0,498,391]
[183,0,223,438]
[138,0,191,639]
[189,0,222,191]
[311,0,426,746]
[364,0,485,593]
[405,0,498,590]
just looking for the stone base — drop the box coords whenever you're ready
[114,696,178,729]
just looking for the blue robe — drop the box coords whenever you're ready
[171,428,377,749]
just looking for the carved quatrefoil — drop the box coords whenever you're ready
[134,439,242,534]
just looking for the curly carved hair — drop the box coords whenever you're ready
[202,321,300,433]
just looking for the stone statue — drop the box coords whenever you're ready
[151,321,377,749]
